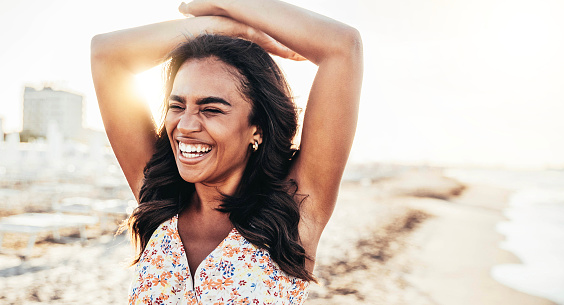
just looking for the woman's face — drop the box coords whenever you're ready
[165,57,261,187]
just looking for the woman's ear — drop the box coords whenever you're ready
[251,125,263,145]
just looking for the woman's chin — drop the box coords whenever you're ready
[175,153,212,183]
[177,169,205,184]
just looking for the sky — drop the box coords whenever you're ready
[0,0,563,169]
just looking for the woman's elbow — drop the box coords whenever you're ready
[319,25,362,64]
[340,26,363,58]
[90,33,115,63]
[313,26,362,65]
[91,34,105,58]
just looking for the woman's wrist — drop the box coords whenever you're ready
[214,0,241,17]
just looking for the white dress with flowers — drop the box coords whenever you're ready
[128,215,309,305]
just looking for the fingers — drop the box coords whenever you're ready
[273,44,307,61]
[179,2,188,14]
[286,50,307,61]
[179,2,195,17]
[246,28,307,61]
[179,1,224,17]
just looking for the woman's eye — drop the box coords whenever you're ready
[168,104,184,111]
[201,108,223,114]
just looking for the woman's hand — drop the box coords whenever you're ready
[240,25,306,61]
[180,1,305,61]
[179,0,227,17]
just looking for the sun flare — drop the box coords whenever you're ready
[135,64,167,126]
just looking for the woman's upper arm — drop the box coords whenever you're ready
[291,27,363,224]
[91,34,157,199]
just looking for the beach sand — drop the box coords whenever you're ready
[400,183,556,305]
[307,169,556,305]
[0,168,556,304]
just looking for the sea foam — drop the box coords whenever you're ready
[445,168,564,305]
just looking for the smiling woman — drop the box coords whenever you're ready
[166,57,257,187]
[90,0,362,304]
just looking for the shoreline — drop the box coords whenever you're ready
[402,182,556,305]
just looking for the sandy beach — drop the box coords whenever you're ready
[399,184,555,305]
[0,167,557,304]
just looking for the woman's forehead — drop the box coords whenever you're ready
[178,57,244,85]
[171,58,248,102]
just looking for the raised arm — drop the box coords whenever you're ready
[182,0,363,225]
[91,20,184,199]
[91,16,301,199]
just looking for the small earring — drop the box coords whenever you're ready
[252,140,259,152]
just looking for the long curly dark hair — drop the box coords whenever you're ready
[124,35,314,281]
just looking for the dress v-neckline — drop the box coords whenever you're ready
[173,215,237,289]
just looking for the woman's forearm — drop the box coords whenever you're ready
[185,0,362,65]
[91,14,299,73]
[92,18,209,74]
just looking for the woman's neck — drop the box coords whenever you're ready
[179,183,233,235]
[191,180,237,212]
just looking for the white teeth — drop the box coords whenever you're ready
[182,152,204,158]
[178,142,212,157]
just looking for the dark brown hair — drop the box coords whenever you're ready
[124,35,314,281]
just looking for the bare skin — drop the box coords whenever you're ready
[91,0,363,277]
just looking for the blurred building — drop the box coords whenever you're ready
[0,116,4,142]
[22,86,83,141]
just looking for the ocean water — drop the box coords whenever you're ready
[444,168,564,305]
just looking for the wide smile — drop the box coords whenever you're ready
[178,141,213,161]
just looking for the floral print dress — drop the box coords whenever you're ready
[129,215,310,305]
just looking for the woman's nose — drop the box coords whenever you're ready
[177,112,202,133]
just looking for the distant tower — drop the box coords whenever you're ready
[22,87,83,140]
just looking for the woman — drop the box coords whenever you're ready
[91,0,362,303]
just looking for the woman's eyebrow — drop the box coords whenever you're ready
[196,97,232,107]
[168,95,232,107]
[168,94,186,104]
